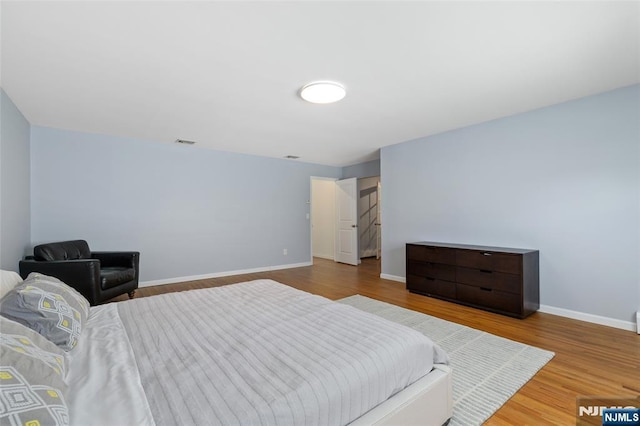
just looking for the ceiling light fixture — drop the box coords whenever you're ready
[300,81,346,104]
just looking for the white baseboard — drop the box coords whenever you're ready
[380,273,406,283]
[139,261,312,288]
[538,304,636,332]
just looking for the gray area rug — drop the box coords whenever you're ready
[338,295,555,426]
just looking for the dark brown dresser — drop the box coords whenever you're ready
[406,242,539,318]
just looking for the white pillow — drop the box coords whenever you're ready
[0,270,23,300]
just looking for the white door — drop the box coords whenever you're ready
[335,178,358,265]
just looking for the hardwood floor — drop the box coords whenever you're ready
[110,257,640,425]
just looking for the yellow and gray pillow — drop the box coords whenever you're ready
[0,316,69,425]
[0,273,89,351]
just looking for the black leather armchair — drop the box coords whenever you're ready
[19,240,140,306]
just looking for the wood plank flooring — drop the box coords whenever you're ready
[110,257,640,425]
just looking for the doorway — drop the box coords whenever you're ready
[310,176,381,265]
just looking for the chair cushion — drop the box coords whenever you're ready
[100,267,135,290]
[34,240,91,261]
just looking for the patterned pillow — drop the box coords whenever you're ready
[0,316,69,425]
[0,273,90,351]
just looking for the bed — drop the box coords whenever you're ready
[1,273,452,426]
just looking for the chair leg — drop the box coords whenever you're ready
[128,290,136,299]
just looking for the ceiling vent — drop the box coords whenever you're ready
[175,139,196,145]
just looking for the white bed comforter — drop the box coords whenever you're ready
[67,280,448,426]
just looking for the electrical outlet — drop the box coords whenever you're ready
[283,249,288,256]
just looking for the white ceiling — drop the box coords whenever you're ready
[2,1,638,167]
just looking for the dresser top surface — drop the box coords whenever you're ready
[408,241,538,254]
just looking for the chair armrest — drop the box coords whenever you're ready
[19,259,101,305]
[91,251,140,270]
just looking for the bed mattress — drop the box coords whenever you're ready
[66,279,448,425]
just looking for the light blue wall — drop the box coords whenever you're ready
[30,127,341,282]
[381,85,640,323]
[0,90,31,271]
[342,159,380,179]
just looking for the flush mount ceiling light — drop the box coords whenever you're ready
[300,81,346,104]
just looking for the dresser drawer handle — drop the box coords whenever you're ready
[483,252,492,256]
[425,277,435,281]
[480,287,492,292]
[480,269,493,274]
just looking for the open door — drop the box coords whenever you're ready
[335,178,358,266]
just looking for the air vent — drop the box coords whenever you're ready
[284,155,300,159]
[175,139,196,145]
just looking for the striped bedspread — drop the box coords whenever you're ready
[117,280,448,425]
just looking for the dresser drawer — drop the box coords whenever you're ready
[407,245,456,264]
[456,249,521,274]
[456,267,521,294]
[408,260,455,281]
[407,275,456,299]
[456,283,521,314]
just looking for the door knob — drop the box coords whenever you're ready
[352,224,357,228]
